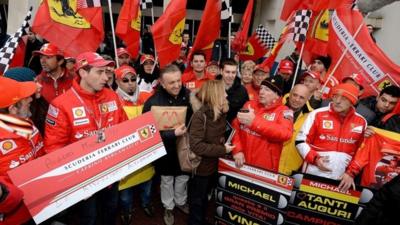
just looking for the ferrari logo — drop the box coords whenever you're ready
[100,104,108,113]
[311,10,330,42]
[48,0,91,29]
[378,79,393,90]
[169,18,185,45]
[130,9,141,31]
[278,175,288,185]
[241,42,254,56]
[139,127,152,141]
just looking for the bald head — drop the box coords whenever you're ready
[288,84,312,111]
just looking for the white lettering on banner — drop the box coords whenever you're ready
[19,130,145,187]
[331,11,385,82]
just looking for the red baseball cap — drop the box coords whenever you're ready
[342,73,365,90]
[117,48,131,57]
[114,65,137,80]
[75,52,115,71]
[278,59,294,74]
[0,76,37,108]
[140,54,155,64]
[33,43,63,57]
[254,65,270,74]
[302,70,322,83]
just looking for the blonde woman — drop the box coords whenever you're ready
[240,60,256,85]
[188,80,234,225]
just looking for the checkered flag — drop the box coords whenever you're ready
[0,7,32,74]
[150,124,156,134]
[291,10,312,42]
[255,24,276,50]
[221,0,233,23]
[140,0,153,10]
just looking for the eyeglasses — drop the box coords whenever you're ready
[122,77,137,83]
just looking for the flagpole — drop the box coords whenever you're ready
[228,21,231,58]
[151,5,155,24]
[107,0,120,68]
[291,41,305,89]
[321,12,370,91]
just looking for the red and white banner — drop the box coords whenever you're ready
[8,112,166,224]
[328,9,400,96]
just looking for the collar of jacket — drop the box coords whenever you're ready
[156,84,188,100]
[39,68,71,83]
[71,79,106,99]
[258,97,284,112]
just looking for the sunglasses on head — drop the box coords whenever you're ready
[122,77,137,83]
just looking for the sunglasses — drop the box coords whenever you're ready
[122,77,137,83]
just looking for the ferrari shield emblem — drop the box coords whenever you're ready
[48,0,91,29]
[130,9,141,31]
[169,18,185,45]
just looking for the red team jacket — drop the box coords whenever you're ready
[0,115,45,225]
[181,71,213,91]
[296,104,366,179]
[44,80,127,152]
[36,68,74,103]
[232,99,293,172]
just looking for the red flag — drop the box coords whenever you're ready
[327,8,400,97]
[231,0,254,53]
[280,0,353,21]
[9,36,27,69]
[116,0,141,59]
[151,0,187,68]
[239,32,268,61]
[32,0,104,57]
[259,16,294,69]
[189,0,221,61]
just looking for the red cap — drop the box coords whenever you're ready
[117,48,131,57]
[140,54,155,64]
[331,83,360,105]
[0,76,36,108]
[114,65,137,80]
[278,59,294,74]
[303,70,322,83]
[75,52,115,71]
[33,43,63,57]
[254,65,270,74]
[342,73,365,90]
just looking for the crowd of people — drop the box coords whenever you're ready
[1,28,400,225]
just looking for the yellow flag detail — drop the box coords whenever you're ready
[169,18,185,45]
[312,10,330,42]
[130,10,141,31]
[48,0,91,29]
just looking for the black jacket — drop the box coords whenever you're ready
[225,77,249,123]
[355,176,400,225]
[142,86,192,176]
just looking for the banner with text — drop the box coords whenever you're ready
[216,159,294,225]
[8,112,166,224]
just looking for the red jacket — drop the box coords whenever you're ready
[244,83,260,101]
[182,70,213,91]
[296,104,366,179]
[346,128,400,188]
[0,115,45,225]
[44,80,128,152]
[232,99,293,172]
[36,68,74,103]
